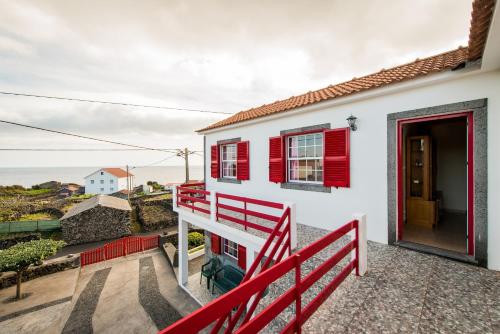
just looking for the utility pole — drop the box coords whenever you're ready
[126,164,130,201]
[184,147,190,184]
[176,148,192,184]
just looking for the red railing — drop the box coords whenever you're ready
[176,183,211,215]
[80,235,160,267]
[216,193,284,234]
[159,219,359,334]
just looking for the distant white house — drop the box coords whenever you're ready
[84,168,134,195]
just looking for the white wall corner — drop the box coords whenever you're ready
[284,201,298,251]
[352,213,367,276]
[178,219,189,285]
[209,191,217,224]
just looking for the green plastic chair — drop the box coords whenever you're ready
[200,257,221,289]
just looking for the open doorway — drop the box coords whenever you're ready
[400,114,471,254]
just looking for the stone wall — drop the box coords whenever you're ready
[0,254,80,289]
[0,233,41,250]
[136,200,177,232]
[61,206,131,245]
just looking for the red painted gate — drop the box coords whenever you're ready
[80,235,160,267]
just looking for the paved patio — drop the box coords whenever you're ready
[258,224,500,333]
[0,249,201,334]
[184,223,499,333]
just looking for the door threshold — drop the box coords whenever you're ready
[395,240,477,265]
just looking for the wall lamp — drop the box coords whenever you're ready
[347,114,358,131]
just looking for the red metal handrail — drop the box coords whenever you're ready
[159,218,359,334]
[176,185,211,215]
[216,193,284,233]
[212,207,291,333]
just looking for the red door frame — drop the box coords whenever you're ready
[397,111,474,256]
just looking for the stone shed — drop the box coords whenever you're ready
[60,195,131,245]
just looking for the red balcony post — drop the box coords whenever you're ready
[216,193,219,221]
[295,254,302,334]
[355,220,359,276]
[244,201,248,231]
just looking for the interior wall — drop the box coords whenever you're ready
[405,119,467,213]
[432,121,467,212]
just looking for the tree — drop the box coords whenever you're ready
[0,239,65,299]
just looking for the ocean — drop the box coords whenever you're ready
[0,166,205,187]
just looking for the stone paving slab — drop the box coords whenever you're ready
[0,299,71,334]
[0,268,79,318]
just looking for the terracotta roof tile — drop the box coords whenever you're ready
[103,168,134,178]
[468,0,496,60]
[198,0,495,132]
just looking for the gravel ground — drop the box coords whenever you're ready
[139,256,181,329]
[62,268,111,334]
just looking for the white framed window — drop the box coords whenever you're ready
[223,239,238,259]
[90,180,94,184]
[101,171,104,175]
[100,180,104,184]
[100,188,104,192]
[220,143,237,179]
[110,179,114,184]
[110,187,114,192]
[287,132,323,183]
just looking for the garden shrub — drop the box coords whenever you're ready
[188,232,204,248]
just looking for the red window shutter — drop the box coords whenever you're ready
[237,244,246,270]
[210,145,219,179]
[211,233,221,254]
[236,141,250,180]
[269,136,285,183]
[324,128,350,188]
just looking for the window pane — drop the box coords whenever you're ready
[315,134,323,145]
[306,146,314,157]
[306,134,314,146]
[317,171,323,181]
[298,147,306,158]
[315,145,323,157]
[316,159,323,170]
[298,137,305,147]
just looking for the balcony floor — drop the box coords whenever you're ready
[256,224,499,334]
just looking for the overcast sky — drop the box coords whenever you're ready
[0,0,473,168]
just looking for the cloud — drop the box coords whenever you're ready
[0,0,473,167]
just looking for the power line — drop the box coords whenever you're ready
[131,153,179,169]
[0,119,178,153]
[0,91,233,115]
[0,148,174,151]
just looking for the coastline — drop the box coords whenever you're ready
[0,166,204,187]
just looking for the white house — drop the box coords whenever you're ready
[195,1,500,271]
[84,168,133,195]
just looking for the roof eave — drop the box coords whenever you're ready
[197,65,481,135]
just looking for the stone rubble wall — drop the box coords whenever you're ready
[0,233,41,250]
[135,199,177,232]
[61,206,131,245]
[0,254,80,289]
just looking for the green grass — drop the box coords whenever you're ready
[0,188,54,197]
[69,194,94,200]
[143,193,172,202]
[18,212,55,221]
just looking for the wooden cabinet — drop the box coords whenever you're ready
[406,136,436,228]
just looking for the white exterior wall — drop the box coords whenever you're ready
[84,170,127,195]
[203,69,500,270]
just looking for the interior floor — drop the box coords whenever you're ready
[403,212,467,254]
